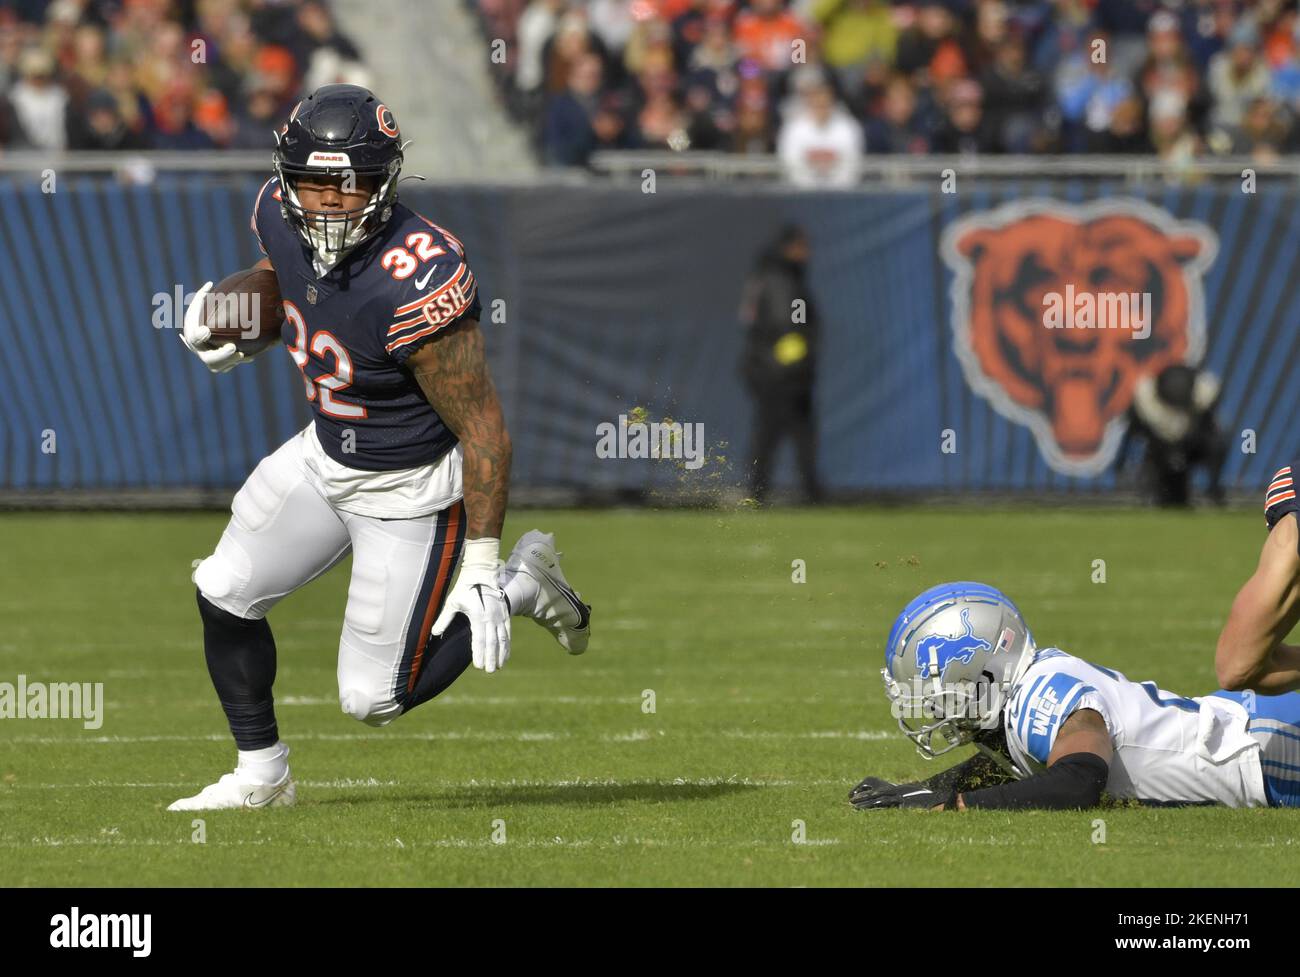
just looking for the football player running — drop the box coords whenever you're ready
[169,85,590,811]
[850,582,1300,811]
[1213,462,1300,694]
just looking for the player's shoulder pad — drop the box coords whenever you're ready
[250,177,284,255]
[1265,462,1300,531]
[378,212,480,363]
[1007,660,1102,765]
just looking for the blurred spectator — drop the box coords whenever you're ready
[517,0,568,94]
[0,0,365,152]
[67,87,145,150]
[1055,29,1133,152]
[733,0,808,73]
[1214,94,1291,162]
[777,73,863,185]
[1090,95,1152,153]
[980,32,1049,152]
[288,1,362,84]
[684,14,739,105]
[863,74,929,153]
[228,81,285,150]
[590,0,637,55]
[1208,18,1271,128]
[672,0,735,71]
[1137,10,1208,132]
[151,77,216,150]
[542,51,604,165]
[931,77,996,153]
[633,49,689,149]
[813,0,895,98]
[543,10,610,98]
[1031,0,1093,76]
[10,47,66,150]
[732,77,774,152]
[1149,88,1200,164]
[895,0,969,85]
[459,1,1300,169]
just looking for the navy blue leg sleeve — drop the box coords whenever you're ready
[197,589,280,750]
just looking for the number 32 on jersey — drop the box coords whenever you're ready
[282,301,367,419]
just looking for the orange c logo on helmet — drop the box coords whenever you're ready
[376,104,399,138]
[940,199,1218,476]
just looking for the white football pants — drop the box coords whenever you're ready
[192,427,466,726]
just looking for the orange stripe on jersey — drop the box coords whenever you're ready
[1267,467,1294,510]
[385,279,477,341]
[390,263,470,321]
[384,288,477,353]
[406,502,464,695]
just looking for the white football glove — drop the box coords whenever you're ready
[432,537,512,673]
[180,280,248,374]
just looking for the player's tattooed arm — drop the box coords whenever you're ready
[406,318,512,539]
[1216,514,1300,694]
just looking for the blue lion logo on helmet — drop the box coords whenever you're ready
[915,608,991,679]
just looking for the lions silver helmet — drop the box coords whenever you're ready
[882,582,1035,759]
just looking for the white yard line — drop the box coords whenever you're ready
[3,728,894,744]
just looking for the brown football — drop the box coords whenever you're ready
[202,268,284,355]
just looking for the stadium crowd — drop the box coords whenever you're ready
[474,0,1300,182]
[0,0,366,152]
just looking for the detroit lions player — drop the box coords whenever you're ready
[1214,462,1300,694]
[850,582,1300,810]
[169,85,591,811]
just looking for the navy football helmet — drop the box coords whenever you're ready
[882,582,1035,758]
[272,84,404,263]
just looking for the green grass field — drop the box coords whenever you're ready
[1,506,1297,886]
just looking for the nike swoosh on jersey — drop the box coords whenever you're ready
[414,265,438,290]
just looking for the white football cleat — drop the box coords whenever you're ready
[166,768,296,812]
[503,530,591,654]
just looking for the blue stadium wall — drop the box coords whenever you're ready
[1,173,1296,496]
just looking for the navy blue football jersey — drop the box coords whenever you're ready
[251,177,482,471]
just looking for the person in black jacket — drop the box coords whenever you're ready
[739,225,823,504]
[1115,363,1227,507]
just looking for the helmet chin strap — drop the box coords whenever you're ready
[974,738,1024,779]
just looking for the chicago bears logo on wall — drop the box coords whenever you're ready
[939,199,1218,477]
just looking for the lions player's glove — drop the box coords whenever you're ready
[850,779,954,810]
[848,775,899,804]
[180,281,247,374]
[432,537,512,673]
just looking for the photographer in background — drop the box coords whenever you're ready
[739,224,823,505]
[1115,363,1228,507]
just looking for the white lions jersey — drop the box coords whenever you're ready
[1002,649,1268,807]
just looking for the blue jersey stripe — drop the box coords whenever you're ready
[1024,677,1096,764]
[1014,674,1049,744]
[1261,758,1300,776]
